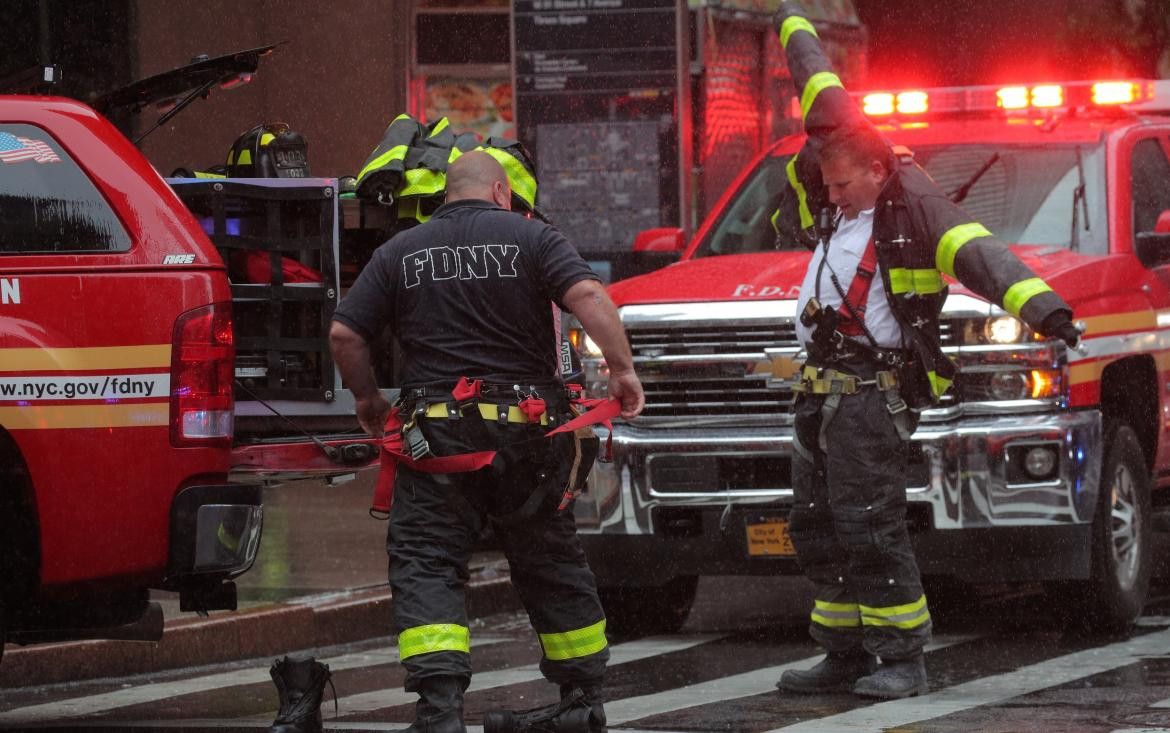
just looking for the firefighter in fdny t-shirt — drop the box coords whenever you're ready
[330,151,643,733]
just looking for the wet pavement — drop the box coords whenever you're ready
[4,575,1170,732]
[150,473,500,616]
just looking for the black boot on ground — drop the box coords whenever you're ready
[268,655,334,733]
[404,675,467,733]
[776,650,878,694]
[852,655,928,699]
[483,686,602,733]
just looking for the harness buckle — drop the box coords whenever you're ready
[876,370,898,391]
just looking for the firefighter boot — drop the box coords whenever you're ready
[776,650,878,694]
[404,675,467,733]
[268,655,333,733]
[560,682,607,732]
[852,655,928,699]
[482,687,597,733]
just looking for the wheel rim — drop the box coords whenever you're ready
[1109,462,1141,592]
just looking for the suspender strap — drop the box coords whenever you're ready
[837,235,879,336]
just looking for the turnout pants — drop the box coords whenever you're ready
[789,382,931,660]
[388,417,609,693]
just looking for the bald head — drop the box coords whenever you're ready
[446,151,511,209]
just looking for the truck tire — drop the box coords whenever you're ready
[1052,421,1151,634]
[598,576,697,637]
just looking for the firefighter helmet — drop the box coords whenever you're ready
[227,123,311,178]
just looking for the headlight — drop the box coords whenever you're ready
[568,327,604,358]
[984,316,1024,344]
[961,368,1064,402]
[566,324,609,399]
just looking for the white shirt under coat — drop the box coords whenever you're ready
[794,208,905,350]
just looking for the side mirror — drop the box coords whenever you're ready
[1136,209,1170,268]
[633,227,685,253]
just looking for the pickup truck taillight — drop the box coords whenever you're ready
[170,302,235,447]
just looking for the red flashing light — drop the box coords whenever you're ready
[1031,85,1064,108]
[1092,81,1137,105]
[863,93,895,116]
[897,91,929,114]
[997,86,1029,110]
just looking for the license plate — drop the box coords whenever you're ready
[745,520,796,557]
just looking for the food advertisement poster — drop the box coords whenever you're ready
[424,76,515,140]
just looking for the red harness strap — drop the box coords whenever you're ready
[370,384,622,518]
[837,235,879,337]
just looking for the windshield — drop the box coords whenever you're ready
[693,141,1108,258]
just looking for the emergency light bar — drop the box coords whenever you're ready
[856,80,1164,118]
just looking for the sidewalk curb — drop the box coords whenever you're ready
[0,566,518,688]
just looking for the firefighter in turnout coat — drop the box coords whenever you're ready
[769,3,1082,699]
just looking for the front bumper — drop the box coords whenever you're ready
[576,408,1102,585]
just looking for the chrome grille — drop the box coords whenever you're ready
[631,322,797,420]
[625,304,958,422]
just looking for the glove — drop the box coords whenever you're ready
[1041,312,1081,350]
[772,1,805,36]
[1055,320,1082,350]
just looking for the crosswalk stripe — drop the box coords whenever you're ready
[764,627,1170,732]
[0,637,508,723]
[318,634,724,718]
[42,721,688,732]
[605,635,975,726]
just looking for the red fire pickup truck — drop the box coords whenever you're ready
[570,79,1170,634]
[0,97,264,656]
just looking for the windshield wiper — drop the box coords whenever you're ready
[949,152,1000,204]
[1069,146,1090,252]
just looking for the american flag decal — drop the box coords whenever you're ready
[0,132,61,164]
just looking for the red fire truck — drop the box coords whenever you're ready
[569,79,1170,634]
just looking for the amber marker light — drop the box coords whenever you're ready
[1029,369,1061,399]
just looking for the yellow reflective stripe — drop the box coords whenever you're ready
[393,113,412,122]
[800,71,844,120]
[226,149,235,165]
[935,222,992,277]
[814,599,859,613]
[811,611,861,628]
[259,132,275,146]
[358,144,409,183]
[811,599,861,627]
[478,147,537,208]
[428,117,450,137]
[927,370,952,398]
[786,154,813,230]
[193,171,226,179]
[770,207,781,234]
[860,595,930,629]
[448,147,464,163]
[856,590,926,622]
[779,16,818,48]
[1003,277,1053,317]
[236,149,253,166]
[539,619,608,661]
[398,624,470,660]
[889,268,944,295]
[400,167,446,196]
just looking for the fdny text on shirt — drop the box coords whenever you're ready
[403,245,519,288]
